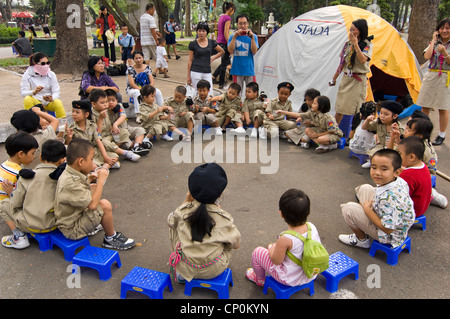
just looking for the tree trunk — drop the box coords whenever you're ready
[52,0,89,75]
[154,0,168,35]
[185,0,192,37]
[407,0,440,65]
[174,0,181,26]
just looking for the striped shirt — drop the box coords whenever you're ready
[0,160,21,201]
[140,13,157,46]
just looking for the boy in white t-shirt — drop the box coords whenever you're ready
[154,38,169,78]
[349,101,377,155]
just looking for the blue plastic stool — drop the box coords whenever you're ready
[184,268,233,299]
[431,175,436,188]
[349,150,370,164]
[383,95,397,101]
[263,275,315,299]
[50,230,90,262]
[72,246,121,281]
[414,215,426,231]
[27,232,53,252]
[338,137,346,149]
[369,237,411,266]
[320,251,359,293]
[121,267,173,299]
[398,104,422,120]
[339,115,353,138]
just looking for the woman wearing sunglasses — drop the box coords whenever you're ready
[20,52,66,119]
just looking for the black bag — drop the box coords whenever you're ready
[106,64,127,77]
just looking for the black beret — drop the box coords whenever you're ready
[188,163,228,204]
[10,110,40,133]
[277,82,294,92]
[72,100,92,111]
[380,100,403,115]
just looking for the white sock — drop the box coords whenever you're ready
[438,132,446,138]
[106,232,116,240]
[143,137,150,143]
[134,143,139,148]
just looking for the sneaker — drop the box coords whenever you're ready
[258,127,267,139]
[300,142,310,149]
[431,188,448,208]
[338,233,371,248]
[135,114,142,124]
[167,55,171,59]
[87,224,103,236]
[250,127,258,138]
[245,268,265,287]
[102,232,135,250]
[176,273,186,284]
[231,127,246,134]
[280,131,287,139]
[316,144,330,154]
[125,150,141,162]
[362,160,371,169]
[176,55,181,60]
[2,235,30,249]
[110,161,121,169]
[162,133,173,141]
[214,127,223,136]
[141,141,153,150]
[131,145,149,156]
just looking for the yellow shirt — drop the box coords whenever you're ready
[0,160,21,201]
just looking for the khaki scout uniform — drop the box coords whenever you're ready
[285,110,344,145]
[366,120,405,157]
[108,104,146,144]
[242,98,266,125]
[139,101,171,136]
[215,93,242,127]
[66,120,118,166]
[335,40,373,115]
[163,97,194,129]
[54,165,103,240]
[263,98,297,135]
[27,126,57,168]
[0,164,59,233]
[423,140,437,176]
[168,200,241,282]
[192,95,218,126]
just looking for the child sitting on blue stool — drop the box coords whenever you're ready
[168,163,241,283]
[246,189,323,287]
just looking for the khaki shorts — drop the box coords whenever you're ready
[60,208,104,240]
[142,45,157,61]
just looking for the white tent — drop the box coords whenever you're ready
[254,5,422,114]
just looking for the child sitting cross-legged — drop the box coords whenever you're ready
[339,149,415,249]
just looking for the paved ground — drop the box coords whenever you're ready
[0,38,448,307]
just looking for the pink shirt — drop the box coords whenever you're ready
[217,14,231,45]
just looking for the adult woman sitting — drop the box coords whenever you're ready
[187,22,224,96]
[416,18,450,146]
[80,55,121,101]
[126,50,163,123]
[20,52,66,119]
[329,19,373,124]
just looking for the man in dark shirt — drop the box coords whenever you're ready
[13,31,33,57]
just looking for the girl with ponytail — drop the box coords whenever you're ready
[168,163,241,283]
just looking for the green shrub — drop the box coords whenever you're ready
[0,25,21,38]
[0,37,17,44]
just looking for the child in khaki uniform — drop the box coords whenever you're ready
[54,138,135,250]
[240,82,267,138]
[261,82,297,139]
[0,132,38,249]
[64,100,119,170]
[1,139,65,249]
[168,163,241,282]
[192,80,222,135]
[89,89,148,163]
[138,85,186,141]
[208,83,243,132]
[163,86,195,141]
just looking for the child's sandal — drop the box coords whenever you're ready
[245,268,265,287]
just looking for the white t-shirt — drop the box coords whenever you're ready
[156,46,167,61]
[140,13,157,45]
[349,122,376,154]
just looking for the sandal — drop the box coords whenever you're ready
[245,268,265,287]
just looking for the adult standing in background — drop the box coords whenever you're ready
[213,2,235,89]
[140,3,161,67]
[227,14,259,95]
[329,19,373,124]
[164,14,180,60]
[416,18,450,146]
[96,5,117,63]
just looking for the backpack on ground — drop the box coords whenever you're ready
[281,222,329,278]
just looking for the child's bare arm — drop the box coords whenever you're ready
[268,236,292,265]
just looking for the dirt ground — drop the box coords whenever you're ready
[0,45,448,309]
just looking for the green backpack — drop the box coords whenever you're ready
[281,222,329,278]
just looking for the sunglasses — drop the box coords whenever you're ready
[37,61,51,65]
